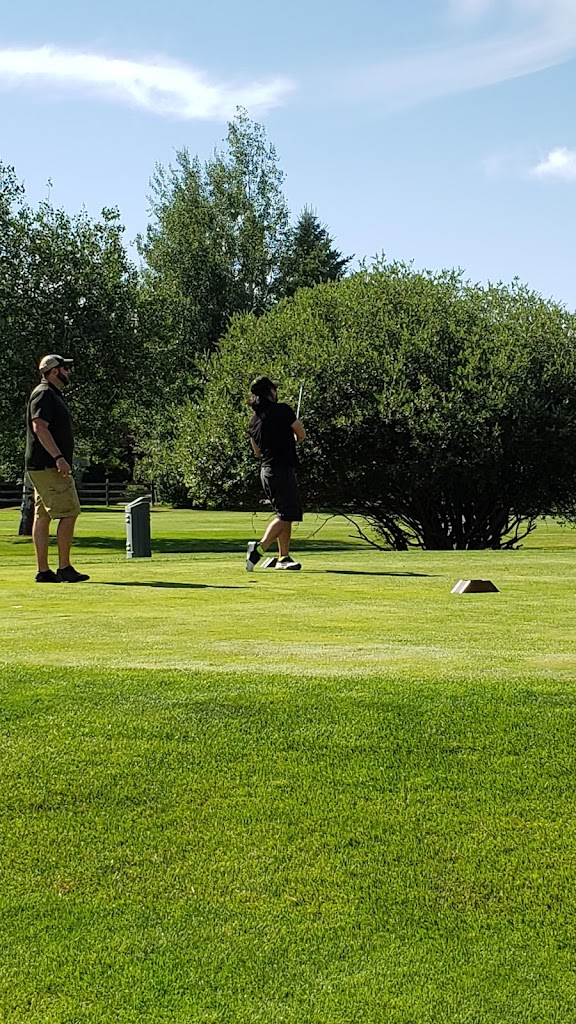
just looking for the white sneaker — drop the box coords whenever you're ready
[275,556,302,571]
[246,541,262,572]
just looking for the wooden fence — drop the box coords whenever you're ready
[0,485,21,509]
[0,481,154,508]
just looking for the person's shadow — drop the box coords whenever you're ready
[313,570,437,578]
[94,582,248,590]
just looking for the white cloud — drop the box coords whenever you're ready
[0,46,295,120]
[344,0,576,111]
[530,148,576,181]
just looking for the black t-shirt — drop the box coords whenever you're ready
[25,382,74,470]
[248,402,298,468]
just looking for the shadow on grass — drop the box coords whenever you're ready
[319,569,437,578]
[94,582,249,590]
[80,506,191,513]
[78,506,133,514]
[76,536,364,554]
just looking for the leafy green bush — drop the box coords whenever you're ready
[176,261,576,549]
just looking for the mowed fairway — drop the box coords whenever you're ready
[1,508,576,1023]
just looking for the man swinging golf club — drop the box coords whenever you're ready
[246,376,306,571]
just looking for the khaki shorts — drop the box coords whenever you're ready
[28,469,82,521]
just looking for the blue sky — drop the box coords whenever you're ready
[1,0,575,306]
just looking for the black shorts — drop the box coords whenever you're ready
[260,465,303,522]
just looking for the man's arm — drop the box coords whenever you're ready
[292,420,306,443]
[32,419,71,475]
[250,437,262,457]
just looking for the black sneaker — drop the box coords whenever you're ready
[261,556,278,569]
[275,556,302,571]
[246,541,262,572]
[35,569,61,583]
[56,565,90,583]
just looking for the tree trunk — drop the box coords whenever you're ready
[18,472,34,536]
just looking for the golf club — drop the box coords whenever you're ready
[296,385,303,420]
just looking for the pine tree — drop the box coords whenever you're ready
[277,207,352,299]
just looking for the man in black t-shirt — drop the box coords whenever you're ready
[246,376,306,571]
[25,354,89,584]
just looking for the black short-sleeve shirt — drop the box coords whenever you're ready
[248,402,297,468]
[25,382,74,470]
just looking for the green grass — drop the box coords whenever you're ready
[1,508,576,1022]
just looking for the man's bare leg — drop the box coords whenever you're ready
[276,521,292,558]
[56,515,78,569]
[32,515,51,572]
[259,517,287,551]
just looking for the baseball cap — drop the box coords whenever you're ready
[250,375,277,397]
[38,354,74,373]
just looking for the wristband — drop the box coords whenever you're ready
[55,454,64,462]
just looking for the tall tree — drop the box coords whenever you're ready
[133,110,291,498]
[139,108,290,374]
[0,163,141,485]
[277,207,352,299]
